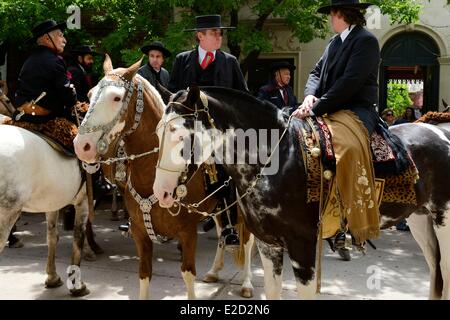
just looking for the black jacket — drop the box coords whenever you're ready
[67,62,94,103]
[138,64,170,88]
[168,48,248,92]
[257,81,298,114]
[305,26,380,131]
[15,46,77,119]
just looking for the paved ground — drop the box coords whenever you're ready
[0,208,429,300]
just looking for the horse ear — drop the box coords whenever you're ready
[186,85,200,108]
[156,82,173,105]
[103,54,113,75]
[123,56,144,81]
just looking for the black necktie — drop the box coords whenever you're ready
[282,87,289,105]
[328,36,342,62]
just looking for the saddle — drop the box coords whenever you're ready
[2,117,77,156]
[299,117,419,239]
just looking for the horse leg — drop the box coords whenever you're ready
[130,221,154,300]
[179,229,198,299]
[202,215,225,283]
[45,211,64,288]
[83,220,104,261]
[407,209,441,299]
[240,231,254,298]
[255,239,284,299]
[0,209,21,253]
[433,207,450,299]
[285,237,317,300]
[67,194,89,297]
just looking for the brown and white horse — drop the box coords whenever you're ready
[73,55,254,299]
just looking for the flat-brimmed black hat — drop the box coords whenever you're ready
[140,41,171,58]
[184,15,235,32]
[317,0,373,14]
[70,45,100,56]
[30,19,67,41]
[271,61,296,73]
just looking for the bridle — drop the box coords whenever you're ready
[155,90,293,217]
[78,73,139,156]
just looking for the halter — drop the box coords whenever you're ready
[78,73,139,155]
[155,90,293,217]
[78,72,164,243]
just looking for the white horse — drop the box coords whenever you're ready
[0,120,89,296]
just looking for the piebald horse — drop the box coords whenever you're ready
[73,55,254,299]
[153,86,450,299]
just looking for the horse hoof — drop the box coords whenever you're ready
[202,273,219,283]
[240,287,253,298]
[338,248,351,261]
[92,246,104,255]
[8,240,24,248]
[70,284,90,297]
[83,251,97,261]
[45,277,64,288]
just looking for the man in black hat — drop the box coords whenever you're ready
[169,15,248,249]
[138,41,171,88]
[293,1,381,250]
[168,14,248,93]
[15,19,76,124]
[257,61,298,114]
[67,45,100,103]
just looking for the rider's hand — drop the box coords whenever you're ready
[292,95,317,119]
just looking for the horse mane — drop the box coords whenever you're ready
[180,86,289,127]
[135,74,165,113]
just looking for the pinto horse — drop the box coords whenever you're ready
[0,125,89,296]
[153,86,450,300]
[73,55,254,299]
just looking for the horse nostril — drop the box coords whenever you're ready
[163,191,169,199]
[83,143,91,152]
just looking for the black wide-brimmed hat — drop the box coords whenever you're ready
[70,45,100,56]
[317,0,373,14]
[30,19,67,41]
[271,61,296,73]
[184,15,235,32]
[140,41,171,58]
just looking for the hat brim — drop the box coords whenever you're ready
[28,21,67,43]
[70,50,101,56]
[317,3,372,14]
[140,45,172,58]
[183,26,235,32]
[272,66,296,73]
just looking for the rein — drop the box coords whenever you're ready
[156,90,294,218]
[78,72,165,243]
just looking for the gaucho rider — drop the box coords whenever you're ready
[12,19,78,150]
[293,0,381,248]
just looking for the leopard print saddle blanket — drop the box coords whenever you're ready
[2,117,77,156]
[299,117,419,207]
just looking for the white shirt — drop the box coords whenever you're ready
[340,25,356,43]
[198,46,217,64]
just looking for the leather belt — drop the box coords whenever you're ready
[17,102,51,116]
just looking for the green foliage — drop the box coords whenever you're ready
[0,0,421,70]
[386,83,413,117]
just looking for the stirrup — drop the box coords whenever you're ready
[220,227,240,251]
[333,232,347,250]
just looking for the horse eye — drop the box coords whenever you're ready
[169,125,176,133]
[114,96,121,102]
